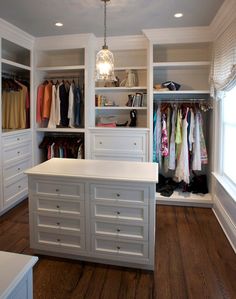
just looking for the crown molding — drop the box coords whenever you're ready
[35,33,96,50]
[143,26,213,44]
[0,18,34,49]
[95,35,148,50]
[210,0,236,40]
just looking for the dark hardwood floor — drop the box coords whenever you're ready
[0,199,235,299]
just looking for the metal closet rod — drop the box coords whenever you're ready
[153,98,211,103]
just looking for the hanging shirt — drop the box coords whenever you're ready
[168,107,177,170]
[68,83,75,128]
[42,82,52,119]
[175,108,190,184]
[161,113,169,157]
[192,111,202,171]
[48,85,57,129]
[199,112,208,164]
[36,84,45,123]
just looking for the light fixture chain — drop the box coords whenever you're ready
[104,0,107,47]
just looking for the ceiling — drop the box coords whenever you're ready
[0,0,225,38]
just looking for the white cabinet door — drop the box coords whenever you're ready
[90,183,148,204]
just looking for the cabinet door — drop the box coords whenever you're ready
[35,197,84,216]
[91,183,148,204]
[36,230,85,251]
[34,180,84,200]
[91,202,148,223]
[36,213,85,234]
[92,236,148,259]
[92,220,148,240]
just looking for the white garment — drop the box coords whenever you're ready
[156,105,162,166]
[175,108,190,184]
[55,83,62,126]
[68,84,75,128]
[168,107,177,170]
[48,85,57,128]
[188,109,195,151]
[192,112,201,171]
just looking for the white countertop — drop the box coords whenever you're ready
[25,158,158,183]
[0,251,38,299]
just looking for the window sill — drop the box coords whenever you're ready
[212,172,236,202]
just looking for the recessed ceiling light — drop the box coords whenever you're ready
[174,13,183,18]
[55,22,63,27]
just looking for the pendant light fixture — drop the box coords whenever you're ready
[95,0,115,81]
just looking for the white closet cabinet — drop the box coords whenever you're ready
[0,23,34,215]
[144,28,214,207]
[26,158,157,270]
[89,40,150,162]
[34,34,95,164]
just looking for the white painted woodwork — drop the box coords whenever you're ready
[0,251,38,299]
[26,158,157,270]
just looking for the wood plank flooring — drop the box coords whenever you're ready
[0,200,235,299]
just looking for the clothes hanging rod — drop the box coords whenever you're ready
[153,98,211,103]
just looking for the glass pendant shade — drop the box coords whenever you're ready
[95,47,115,81]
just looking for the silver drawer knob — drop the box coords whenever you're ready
[57,222,60,225]
[116,211,120,215]
[56,205,60,209]
[18,185,21,189]
[57,238,61,242]
[116,193,120,197]
[17,138,20,141]
[18,168,21,171]
[55,189,59,192]
[134,142,137,145]
[117,228,120,232]
[17,151,20,154]
[117,246,120,250]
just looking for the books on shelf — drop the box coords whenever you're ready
[126,92,147,107]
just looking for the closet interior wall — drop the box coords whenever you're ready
[0,24,34,215]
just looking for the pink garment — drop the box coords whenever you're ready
[36,84,45,123]
[96,123,116,127]
[161,114,169,157]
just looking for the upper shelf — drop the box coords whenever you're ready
[36,65,85,71]
[1,58,31,71]
[114,66,147,71]
[95,87,147,91]
[153,61,210,69]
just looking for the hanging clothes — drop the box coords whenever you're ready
[192,111,202,171]
[48,84,57,128]
[175,108,190,183]
[168,106,177,170]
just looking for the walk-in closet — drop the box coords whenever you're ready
[0,0,236,298]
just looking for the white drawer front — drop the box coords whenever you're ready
[35,181,84,199]
[91,184,148,204]
[92,220,148,240]
[91,153,146,162]
[36,197,84,216]
[37,214,84,233]
[92,237,148,258]
[37,231,85,250]
[3,142,31,163]
[4,176,28,207]
[4,158,31,181]
[93,133,146,154]
[92,203,148,222]
[2,131,31,146]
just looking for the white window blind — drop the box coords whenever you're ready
[211,19,236,94]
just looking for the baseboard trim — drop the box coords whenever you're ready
[213,194,236,254]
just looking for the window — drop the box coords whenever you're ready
[222,86,236,186]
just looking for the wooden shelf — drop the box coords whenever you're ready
[36,65,85,71]
[1,58,31,70]
[156,191,213,207]
[114,66,147,71]
[95,106,147,110]
[95,86,147,91]
[36,128,85,133]
[153,61,210,69]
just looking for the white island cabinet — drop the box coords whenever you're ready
[0,251,38,299]
[25,158,158,270]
